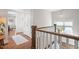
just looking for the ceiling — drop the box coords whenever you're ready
[44,9,62,12]
[9,9,62,14]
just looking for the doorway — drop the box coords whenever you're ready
[8,11,16,36]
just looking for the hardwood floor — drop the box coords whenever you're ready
[3,32,32,49]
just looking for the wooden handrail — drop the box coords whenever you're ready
[36,29,79,40]
[37,26,72,29]
[37,26,53,29]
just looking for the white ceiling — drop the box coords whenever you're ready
[23,9,62,12]
[9,9,62,14]
[43,9,62,12]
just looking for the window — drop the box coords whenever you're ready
[54,21,73,34]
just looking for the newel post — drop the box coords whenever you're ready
[31,25,37,49]
[54,24,57,49]
[54,24,56,32]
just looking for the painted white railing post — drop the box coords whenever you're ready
[46,33,48,49]
[36,31,40,49]
[58,36,62,49]
[74,40,78,49]
[50,34,52,49]
[36,31,38,49]
[66,38,69,45]
[40,32,43,49]
[37,32,41,49]
[42,32,45,49]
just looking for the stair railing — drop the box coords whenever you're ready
[31,25,79,49]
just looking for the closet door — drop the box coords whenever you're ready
[16,12,24,33]
[16,11,32,37]
[23,13,31,37]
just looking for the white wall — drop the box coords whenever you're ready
[32,9,52,27]
[52,9,79,35]
[0,9,8,16]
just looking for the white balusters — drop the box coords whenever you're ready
[38,32,40,49]
[54,35,57,49]
[41,32,45,49]
[40,32,42,49]
[36,31,38,49]
[36,31,40,49]
[42,32,45,49]
[38,32,41,49]
[46,33,48,49]
[58,36,62,49]
[49,34,52,49]
[36,31,79,49]
[39,32,45,49]
[74,40,78,49]
[36,32,51,49]
[66,38,69,45]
